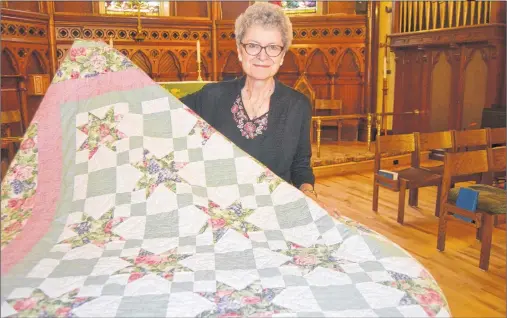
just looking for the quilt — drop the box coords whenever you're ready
[1,39,450,318]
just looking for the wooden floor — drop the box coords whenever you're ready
[316,171,506,318]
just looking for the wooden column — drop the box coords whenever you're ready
[18,77,30,129]
[47,1,58,77]
[211,1,219,81]
[364,1,380,114]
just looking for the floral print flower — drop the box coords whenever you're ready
[197,200,260,242]
[77,106,126,159]
[53,40,136,83]
[231,95,268,139]
[133,150,187,198]
[7,289,92,317]
[1,124,38,250]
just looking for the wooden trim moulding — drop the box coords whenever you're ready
[0,8,49,21]
[389,24,506,49]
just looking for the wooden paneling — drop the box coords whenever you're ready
[390,24,506,133]
[429,52,452,132]
[462,49,487,129]
[175,1,208,18]
[327,2,356,15]
[1,1,368,134]
[54,1,93,14]
[220,2,250,20]
[5,1,39,12]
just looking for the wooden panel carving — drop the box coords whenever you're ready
[462,49,487,129]
[55,26,211,44]
[429,52,452,132]
[1,21,48,43]
[391,25,505,133]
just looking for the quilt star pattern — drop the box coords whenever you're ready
[1,40,450,318]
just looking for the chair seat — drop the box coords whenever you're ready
[448,184,506,215]
[378,167,441,189]
[421,165,444,174]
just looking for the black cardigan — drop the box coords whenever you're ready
[181,77,315,188]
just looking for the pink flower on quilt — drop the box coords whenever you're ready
[99,124,110,138]
[55,307,72,317]
[69,47,86,61]
[294,254,317,266]
[211,218,226,229]
[415,289,442,306]
[71,71,80,79]
[128,272,144,283]
[8,198,25,210]
[231,104,239,114]
[13,165,33,181]
[20,138,35,150]
[219,314,242,318]
[135,254,165,266]
[242,296,261,305]
[12,298,36,311]
[252,312,274,317]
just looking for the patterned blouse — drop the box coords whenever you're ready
[231,95,268,140]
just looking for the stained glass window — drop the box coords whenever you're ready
[268,1,318,15]
[100,1,169,16]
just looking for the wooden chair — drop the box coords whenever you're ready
[437,146,506,270]
[314,99,342,142]
[372,133,443,224]
[412,131,454,212]
[487,127,506,147]
[1,110,24,179]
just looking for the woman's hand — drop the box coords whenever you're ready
[299,184,340,219]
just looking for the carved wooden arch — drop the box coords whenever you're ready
[185,51,210,78]
[157,50,181,80]
[131,50,152,75]
[220,50,243,77]
[431,50,453,69]
[305,48,330,74]
[293,73,315,105]
[336,48,362,75]
[279,50,300,74]
[463,47,489,70]
[25,49,48,75]
[1,47,20,75]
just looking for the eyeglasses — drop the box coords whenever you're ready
[240,42,284,57]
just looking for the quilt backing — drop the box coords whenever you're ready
[1,40,450,318]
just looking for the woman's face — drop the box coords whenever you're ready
[238,24,285,81]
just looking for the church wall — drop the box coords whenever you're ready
[1,1,368,130]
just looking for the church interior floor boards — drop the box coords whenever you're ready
[316,171,506,318]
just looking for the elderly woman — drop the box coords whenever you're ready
[182,2,334,213]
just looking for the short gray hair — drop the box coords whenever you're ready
[235,2,293,52]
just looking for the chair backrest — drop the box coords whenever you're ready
[488,146,506,173]
[418,131,454,152]
[315,99,342,111]
[443,150,489,178]
[453,128,488,151]
[374,133,415,171]
[487,127,506,146]
[1,109,24,137]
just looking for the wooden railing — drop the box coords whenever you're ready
[311,110,422,158]
[397,1,495,33]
